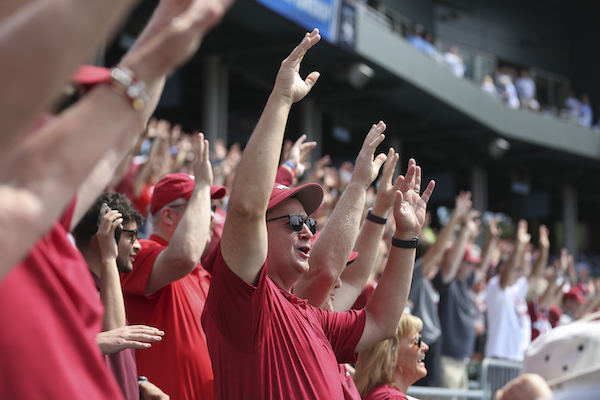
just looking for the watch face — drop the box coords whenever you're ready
[127,85,142,97]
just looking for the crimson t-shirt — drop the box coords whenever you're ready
[121,234,213,400]
[0,200,124,399]
[202,246,366,399]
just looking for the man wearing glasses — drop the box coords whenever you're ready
[120,136,226,400]
[202,29,435,399]
[72,192,168,400]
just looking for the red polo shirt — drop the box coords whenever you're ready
[202,247,366,399]
[121,234,213,400]
[0,200,124,399]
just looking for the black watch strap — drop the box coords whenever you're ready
[366,208,387,225]
[391,236,419,248]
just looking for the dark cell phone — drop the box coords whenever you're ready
[98,203,122,243]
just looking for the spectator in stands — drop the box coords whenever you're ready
[73,193,168,400]
[293,122,402,400]
[423,32,444,63]
[201,29,435,399]
[579,93,593,128]
[410,191,473,388]
[121,136,227,400]
[485,221,547,362]
[406,24,427,52]
[354,313,429,400]
[564,91,581,119]
[0,0,233,398]
[481,75,499,98]
[515,69,537,109]
[443,45,466,78]
[498,75,520,109]
[434,211,499,390]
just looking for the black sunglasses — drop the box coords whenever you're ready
[413,334,423,348]
[266,214,317,234]
[121,229,138,244]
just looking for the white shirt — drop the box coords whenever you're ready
[485,275,531,361]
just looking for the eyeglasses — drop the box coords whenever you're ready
[168,203,188,209]
[266,214,317,234]
[413,334,423,348]
[121,229,138,244]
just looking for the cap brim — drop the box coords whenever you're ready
[268,183,323,216]
[210,185,227,200]
[347,251,359,265]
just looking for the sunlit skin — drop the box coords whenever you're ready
[266,198,314,292]
[116,221,141,274]
[394,328,429,394]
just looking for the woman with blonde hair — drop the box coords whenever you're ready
[354,313,429,399]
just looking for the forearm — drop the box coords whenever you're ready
[227,94,292,219]
[475,235,499,281]
[0,0,138,158]
[0,86,143,282]
[421,210,460,275]
[531,246,549,279]
[100,259,127,330]
[500,242,525,289]
[360,245,416,348]
[335,211,386,309]
[296,182,367,307]
[440,225,470,283]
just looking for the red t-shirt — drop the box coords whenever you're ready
[340,364,362,400]
[202,247,366,399]
[0,200,124,399]
[363,384,408,400]
[121,235,213,400]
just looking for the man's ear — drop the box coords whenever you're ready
[160,207,177,227]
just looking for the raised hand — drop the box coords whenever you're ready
[96,208,123,263]
[393,158,435,239]
[273,29,321,104]
[191,132,212,187]
[350,121,387,190]
[284,134,317,178]
[454,190,472,222]
[372,147,401,216]
[516,219,531,245]
[539,224,550,250]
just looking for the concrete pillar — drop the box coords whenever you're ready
[203,56,228,147]
[470,165,488,213]
[562,185,578,257]
[301,98,322,166]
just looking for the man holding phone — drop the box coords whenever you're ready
[73,193,169,400]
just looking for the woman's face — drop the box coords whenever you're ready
[395,328,429,385]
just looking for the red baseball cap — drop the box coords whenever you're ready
[464,244,483,264]
[564,286,586,304]
[149,172,226,215]
[267,183,323,216]
[310,231,358,265]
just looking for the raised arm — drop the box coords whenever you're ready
[96,208,127,330]
[355,159,435,352]
[499,219,531,289]
[293,121,387,308]
[420,190,472,278]
[439,210,479,284]
[0,0,139,159]
[146,135,212,293]
[474,215,501,282]
[0,0,234,282]
[221,30,321,285]
[334,146,403,311]
[529,224,550,282]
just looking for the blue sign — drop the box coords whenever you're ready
[254,0,342,43]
